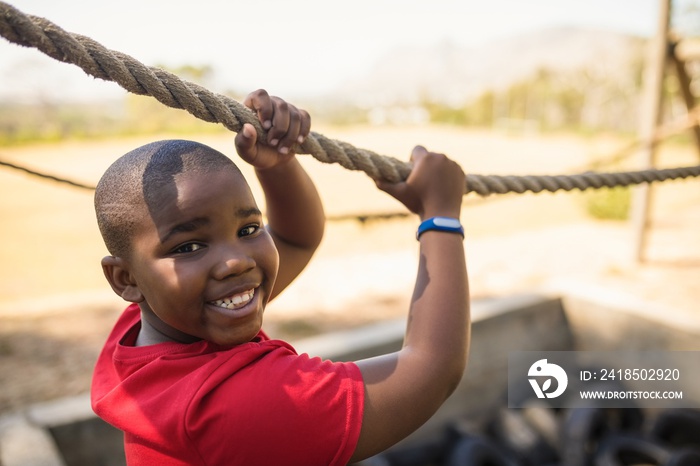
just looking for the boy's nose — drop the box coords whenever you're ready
[212,247,255,280]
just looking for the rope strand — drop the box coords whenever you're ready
[1,1,699,195]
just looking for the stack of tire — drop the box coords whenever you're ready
[359,406,700,465]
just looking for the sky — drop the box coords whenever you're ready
[0,0,671,102]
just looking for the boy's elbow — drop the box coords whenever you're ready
[310,215,325,249]
[418,347,469,403]
[439,328,470,398]
[298,222,324,255]
[443,353,468,398]
[298,212,325,251]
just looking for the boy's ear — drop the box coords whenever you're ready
[101,256,144,303]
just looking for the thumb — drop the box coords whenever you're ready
[374,178,421,215]
[374,177,402,196]
[235,123,258,158]
[411,145,428,160]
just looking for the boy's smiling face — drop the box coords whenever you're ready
[123,166,279,346]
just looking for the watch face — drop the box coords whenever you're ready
[433,217,462,228]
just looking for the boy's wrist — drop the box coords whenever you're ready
[416,216,464,240]
[420,206,462,222]
[254,155,297,174]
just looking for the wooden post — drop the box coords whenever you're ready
[631,0,672,263]
[670,38,700,155]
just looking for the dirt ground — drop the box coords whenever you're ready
[1,126,699,415]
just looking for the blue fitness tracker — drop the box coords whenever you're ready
[416,217,464,240]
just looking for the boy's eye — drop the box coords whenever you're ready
[173,243,205,254]
[239,224,260,237]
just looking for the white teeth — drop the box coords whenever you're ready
[211,290,254,310]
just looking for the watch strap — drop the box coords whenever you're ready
[416,217,464,240]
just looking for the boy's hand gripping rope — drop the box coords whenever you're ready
[1,1,700,195]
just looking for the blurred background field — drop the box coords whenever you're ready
[1,125,696,306]
[1,0,699,414]
[1,126,698,413]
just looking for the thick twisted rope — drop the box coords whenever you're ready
[1,1,700,195]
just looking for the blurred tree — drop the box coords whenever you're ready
[163,64,215,86]
[673,0,700,37]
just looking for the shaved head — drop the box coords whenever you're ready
[94,140,243,258]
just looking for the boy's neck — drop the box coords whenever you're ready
[136,308,200,346]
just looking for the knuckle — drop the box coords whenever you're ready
[273,98,289,112]
[288,109,300,125]
[300,110,311,127]
[252,88,269,99]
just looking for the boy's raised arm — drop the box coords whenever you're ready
[234,89,324,300]
[236,89,470,461]
[351,146,470,462]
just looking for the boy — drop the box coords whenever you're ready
[91,89,469,465]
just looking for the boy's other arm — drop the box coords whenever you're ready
[235,90,323,300]
[255,157,324,299]
[350,147,470,462]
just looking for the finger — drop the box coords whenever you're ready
[244,89,274,130]
[298,109,311,143]
[411,145,428,161]
[277,108,301,154]
[267,97,290,147]
[234,123,258,158]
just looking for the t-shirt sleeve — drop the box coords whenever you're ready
[185,347,365,466]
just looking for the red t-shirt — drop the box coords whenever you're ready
[91,304,365,466]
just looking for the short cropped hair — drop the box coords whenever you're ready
[94,139,242,258]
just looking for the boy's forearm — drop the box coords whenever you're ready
[404,231,470,393]
[255,157,325,250]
